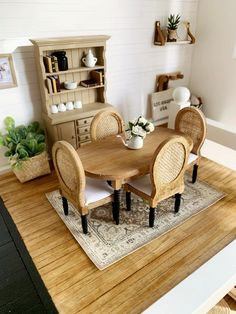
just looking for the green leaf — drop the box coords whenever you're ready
[167,13,181,30]
[7,129,21,145]
[35,133,45,143]
[4,116,15,129]
[26,132,35,140]
[27,139,38,155]
[18,148,29,159]
[36,142,46,154]
[0,134,4,146]
[15,125,28,140]
[4,151,12,157]
[27,121,40,133]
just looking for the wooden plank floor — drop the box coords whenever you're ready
[0,157,235,313]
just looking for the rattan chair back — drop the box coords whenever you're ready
[175,107,206,155]
[150,136,189,202]
[52,141,86,208]
[90,109,124,141]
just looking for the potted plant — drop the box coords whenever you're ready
[0,116,51,183]
[167,14,181,42]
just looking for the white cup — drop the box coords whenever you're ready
[50,104,58,114]
[58,103,66,112]
[66,101,74,110]
[74,100,82,109]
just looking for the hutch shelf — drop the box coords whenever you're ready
[30,35,112,149]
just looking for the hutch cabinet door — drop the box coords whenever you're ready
[56,121,77,148]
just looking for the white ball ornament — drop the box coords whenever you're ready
[173,87,190,104]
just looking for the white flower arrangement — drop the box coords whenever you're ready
[126,116,155,139]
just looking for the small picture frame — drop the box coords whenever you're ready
[0,54,17,89]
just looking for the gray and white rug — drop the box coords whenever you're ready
[46,175,225,270]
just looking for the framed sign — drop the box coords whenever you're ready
[150,88,174,122]
[0,54,17,89]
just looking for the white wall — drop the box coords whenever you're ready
[0,0,199,171]
[190,0,236,127]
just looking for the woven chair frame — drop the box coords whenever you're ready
[90,109,124,141]
[150,136,189,206]
[52,141,87,214]
[124,136,190,208]
[175,107,207,156]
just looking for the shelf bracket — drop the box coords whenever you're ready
[154,21,165,46]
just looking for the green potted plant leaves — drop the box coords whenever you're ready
[167,14,181,42]
[0,116,51,183]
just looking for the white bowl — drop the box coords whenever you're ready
[64,81,77,90]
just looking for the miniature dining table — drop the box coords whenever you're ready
[76,127,193,224]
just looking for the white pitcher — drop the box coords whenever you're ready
[82,49,97,67]
[117,135,144,150]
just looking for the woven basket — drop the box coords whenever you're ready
[13,151,51,183]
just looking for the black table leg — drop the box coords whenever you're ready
[113,189,120,225]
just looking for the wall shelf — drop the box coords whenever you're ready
[154,21,195,46]
[45,65,105,77]
[155,40,192,46]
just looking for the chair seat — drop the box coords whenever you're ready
[85,177,114,205]
[128,175,152,196]
[188,152,198,165]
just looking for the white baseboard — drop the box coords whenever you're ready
[201,139,236,171]
[206,118,236,150]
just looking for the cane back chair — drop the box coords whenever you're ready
[124,136,190,227]
[52,141,114,234]
[175,106,207,183]
[90,109,124,141]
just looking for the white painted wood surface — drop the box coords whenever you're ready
[143,240,236,314]
[189,0,236,128]
[0,0,199,170]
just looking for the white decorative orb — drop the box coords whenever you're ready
[173,87,190,104]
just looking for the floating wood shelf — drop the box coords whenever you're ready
[154,21,195,46]
[155,40,192,46]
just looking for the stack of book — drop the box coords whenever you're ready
[46,75,61,94]
[80,70,104,88]
[80,79,99,88]
[43,56,59,73]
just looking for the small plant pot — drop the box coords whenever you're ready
[168,29,177,42]
[12,151,51,183]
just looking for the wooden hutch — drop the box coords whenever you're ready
[30,35,112,149]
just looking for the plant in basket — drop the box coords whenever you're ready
[0,116,51,182]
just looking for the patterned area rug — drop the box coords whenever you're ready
[46,175,225,270]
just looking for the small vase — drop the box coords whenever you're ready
[127,136,143,150]
[168,29,177,42]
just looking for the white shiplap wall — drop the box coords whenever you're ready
[0,0,199,170]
